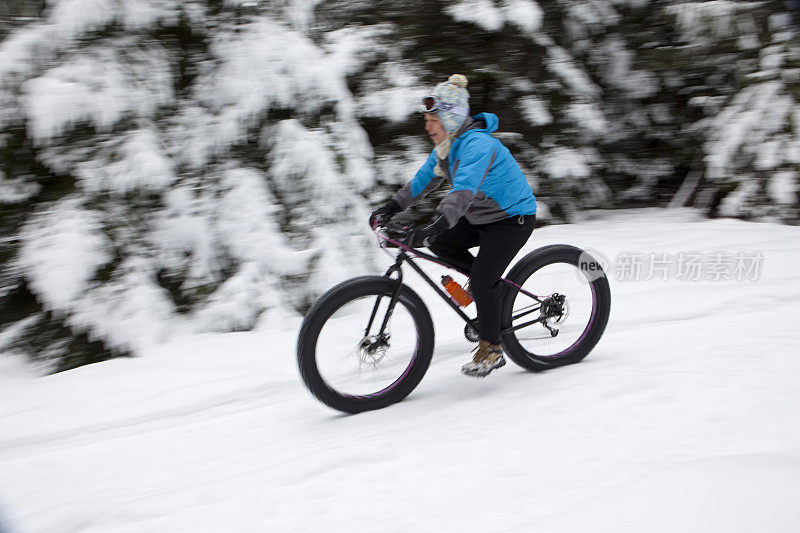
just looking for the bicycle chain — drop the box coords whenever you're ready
[516,334,558,341]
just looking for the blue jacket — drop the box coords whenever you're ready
[392,113,537,227]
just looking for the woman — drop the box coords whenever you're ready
[370,74,537,377]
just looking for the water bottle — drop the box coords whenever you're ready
[441,275,473,307]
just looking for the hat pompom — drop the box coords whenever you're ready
[448,74,468,88]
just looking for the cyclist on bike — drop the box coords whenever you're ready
[370,74,537,377]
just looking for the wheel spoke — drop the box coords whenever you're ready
[315,292,420,397]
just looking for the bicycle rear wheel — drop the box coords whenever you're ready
[297,276,434,413]
[500,245,611,370]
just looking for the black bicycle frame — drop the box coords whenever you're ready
[372,245,549,339]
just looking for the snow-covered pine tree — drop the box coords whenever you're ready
[663,0,799,220]
[318,0,678,222]
[319,0,797,222]
[2,0,798,371]
[0,0,377,371]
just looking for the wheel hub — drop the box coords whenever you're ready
[540,293,569,325]
[358,335,389,364]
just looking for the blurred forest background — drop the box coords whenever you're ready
[0,0,798,371]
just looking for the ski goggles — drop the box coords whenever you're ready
[420,96,469,116]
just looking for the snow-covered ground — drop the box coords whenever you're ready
[1,208,799,532]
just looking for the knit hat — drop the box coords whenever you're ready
[428,74,470,134]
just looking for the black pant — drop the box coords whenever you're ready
[429,215,535,345]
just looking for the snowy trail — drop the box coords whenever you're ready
[2,209,800,532]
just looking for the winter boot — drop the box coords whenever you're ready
[461,340,505,377]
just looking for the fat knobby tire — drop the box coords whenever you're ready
[501,245,611,370]
[297,276,435,413]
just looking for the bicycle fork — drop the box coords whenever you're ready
[360,253,407,353]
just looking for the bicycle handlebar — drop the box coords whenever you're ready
[371,223,416,253]
[370,222,475,277]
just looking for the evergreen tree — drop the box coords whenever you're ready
[0,0,377,370]
[0,0,797,370]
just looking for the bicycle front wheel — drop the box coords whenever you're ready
[501,245,611,370]
[297,276,434,413]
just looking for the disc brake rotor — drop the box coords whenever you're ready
[546,298,569,325]
[358,335,389,364]
[517,294,569,341]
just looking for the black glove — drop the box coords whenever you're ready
[405,215,449,248]
[369,199,402,228]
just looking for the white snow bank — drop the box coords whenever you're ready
[2,210,800,532]
[0,209,800,533]
[535,455,800,532]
